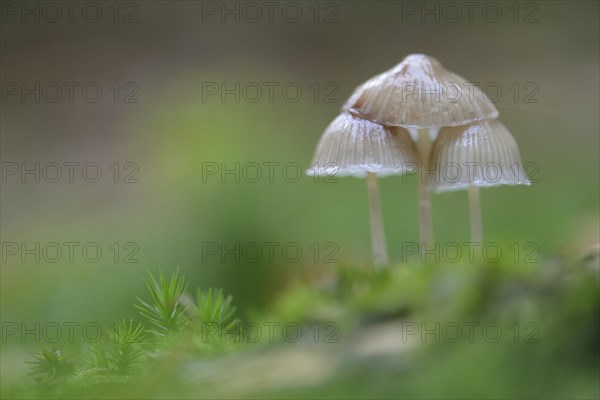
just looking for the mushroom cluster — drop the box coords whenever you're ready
[307,54,530,267]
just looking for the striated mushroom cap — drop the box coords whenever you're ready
[427,120,531,192]
[344,54,499,129]
[306,112,418,178]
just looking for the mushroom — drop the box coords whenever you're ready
[344,54,498,246]
[306,112,418,268]
[427,120,531,242]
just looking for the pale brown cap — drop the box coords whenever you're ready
[306,113,418,178]
[344,54,499,129]
[427,120,531,192]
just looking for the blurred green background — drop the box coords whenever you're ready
[1,0,598,394]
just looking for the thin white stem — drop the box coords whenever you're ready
[366,172,389,268]
[468,185,482,243]
[415,129,434,247]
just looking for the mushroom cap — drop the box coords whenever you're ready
[306,113,418,178]
[344,54,499,129]
[427,120,531,192]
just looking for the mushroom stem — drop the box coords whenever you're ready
[414,129,434,247]
[468,185,482,243]
[366,172,389,268]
